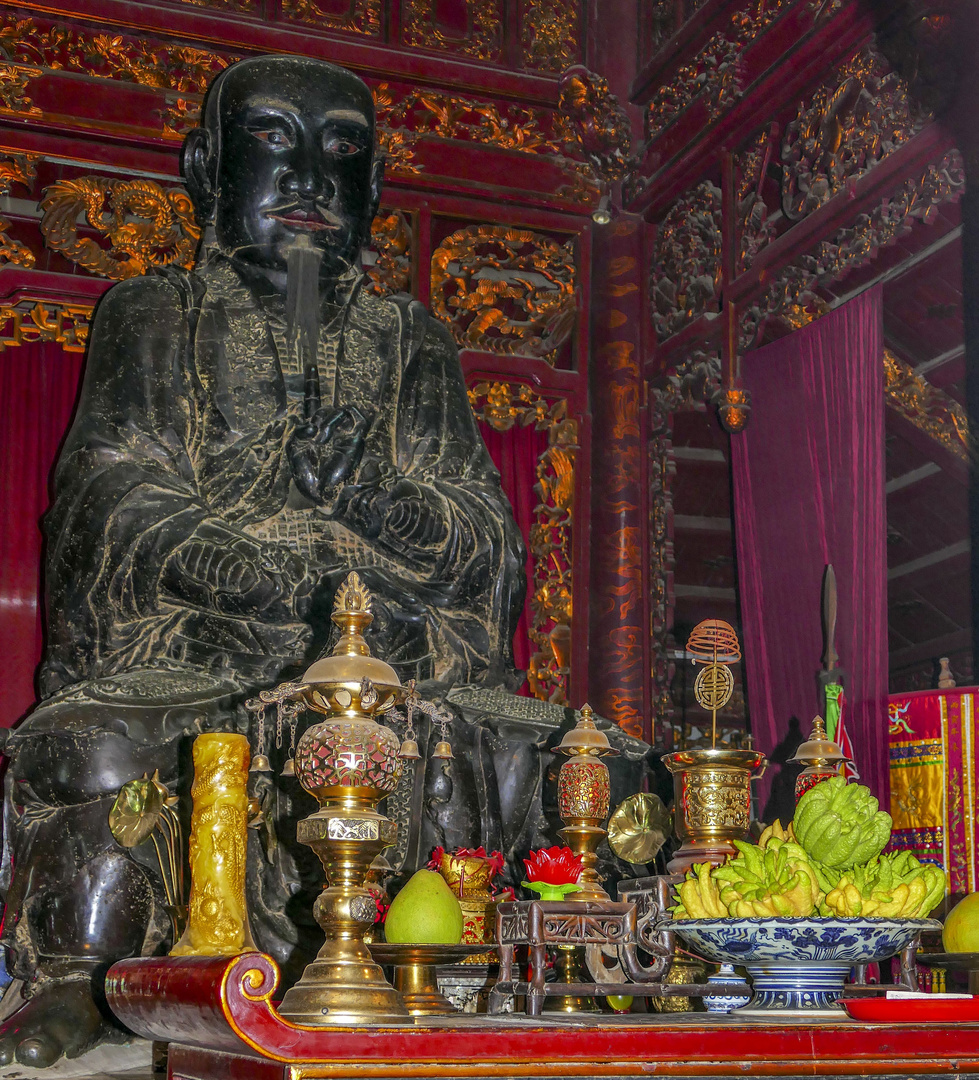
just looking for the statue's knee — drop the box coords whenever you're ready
[33,850,153,958]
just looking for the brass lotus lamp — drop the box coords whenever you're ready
[787,714,850,801]
[555,703,618,901]
[271,572,411,1025]
[663,620,766,873]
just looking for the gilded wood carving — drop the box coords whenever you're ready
[468,381,577,705]
[39,178,200,281]
[432,225,576,362]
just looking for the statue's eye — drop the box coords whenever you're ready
[324,137,362,156]
[252,128,293,148]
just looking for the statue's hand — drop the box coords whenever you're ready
[163,530,308,619]
[287,405,367,505]
[338,477,450,550]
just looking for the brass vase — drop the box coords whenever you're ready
[435,851,501,945]
[663,747,767,873]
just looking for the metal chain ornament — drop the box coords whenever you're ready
[244,698,272,773]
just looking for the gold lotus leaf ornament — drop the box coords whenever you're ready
[109,776,165,848]
[608,793,671,865]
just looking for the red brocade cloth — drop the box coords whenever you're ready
[888,688,978,894]
[731,289,888,806]
[0,343,83,727]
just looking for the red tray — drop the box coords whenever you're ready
[843,996,979,1022]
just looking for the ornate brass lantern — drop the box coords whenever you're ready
[269,572,411,1025]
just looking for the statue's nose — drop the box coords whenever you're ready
[279,164,335,203]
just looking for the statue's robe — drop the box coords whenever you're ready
[1,256,530,981]
[41,255,526,697]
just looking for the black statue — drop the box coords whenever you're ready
[0,55,651,1067]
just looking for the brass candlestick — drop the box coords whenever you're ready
[548,703,618,1015]
[271,573,411,1026]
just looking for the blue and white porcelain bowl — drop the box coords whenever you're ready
[669,917,941,1011]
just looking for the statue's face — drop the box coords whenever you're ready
[212,62,378,280]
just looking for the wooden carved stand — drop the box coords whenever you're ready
[108,953,979,1080]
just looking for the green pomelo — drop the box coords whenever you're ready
[384,869,464,944]
[943,892,979,952]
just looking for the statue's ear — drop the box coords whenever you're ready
[182,127,215,225]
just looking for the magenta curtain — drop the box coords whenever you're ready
[730,287,888,806]
[0,343,83,727]
[478,423,548,693]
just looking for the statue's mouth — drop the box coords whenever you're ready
[267,207,340,232]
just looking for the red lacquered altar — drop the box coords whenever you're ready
[107,953,979,1080]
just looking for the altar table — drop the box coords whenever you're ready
[107,953,979,1080]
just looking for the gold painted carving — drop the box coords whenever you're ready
[682,768,750,832]
[0,15,232,96]
[649,429,676,745]
[171,733,255,957]
[0,299,92,353]
[403,0,503,62]
[180,0,255,11]
[39,178,200,281]
[883,349,969,464]
[0,63,41,115]
[365,210,412,298]
[431,225,576,362]
[0,153,39,268]
[742,150,965,348]
[281,0,381,34]
[468,381,577,705]
[558,67,633,184]
[521,0,580,73]
[782,47,924,220]
[645,0,787,141]
[651,181,722,341]
[737,129,777,270]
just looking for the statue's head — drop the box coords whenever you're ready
[182,55,384,284]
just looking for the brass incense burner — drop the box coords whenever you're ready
[267,573,411,1025]
[664,620,766,872]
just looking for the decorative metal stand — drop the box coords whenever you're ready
[489,898,748,1017]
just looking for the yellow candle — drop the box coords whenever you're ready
[171,733,255,956]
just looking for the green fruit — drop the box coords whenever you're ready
[943,892,979,952]
[384,869,464,944]
[606,995,633,1012]
[793,778,892,869]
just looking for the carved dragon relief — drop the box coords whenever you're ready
[431,225,577,363]
[781,46,926,221]
[39,178,200,281]
[650,181,723,342]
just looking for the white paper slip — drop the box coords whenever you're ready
[885,990,973,1000]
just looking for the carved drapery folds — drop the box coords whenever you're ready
[0,153,39,268]
[468,381,577,704]
[431,225,576,362]
[39,178,200,281]
[280,0,381,33]
[402,0,503,62]
[651,181,722,341]
[781,47,925,221]
[521,0,580,73]
[883,349,970,464]
[557,66,634,184]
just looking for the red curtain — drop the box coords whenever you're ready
[478,423,549,691]
[0,343,83,727]
[730,288,888,806]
